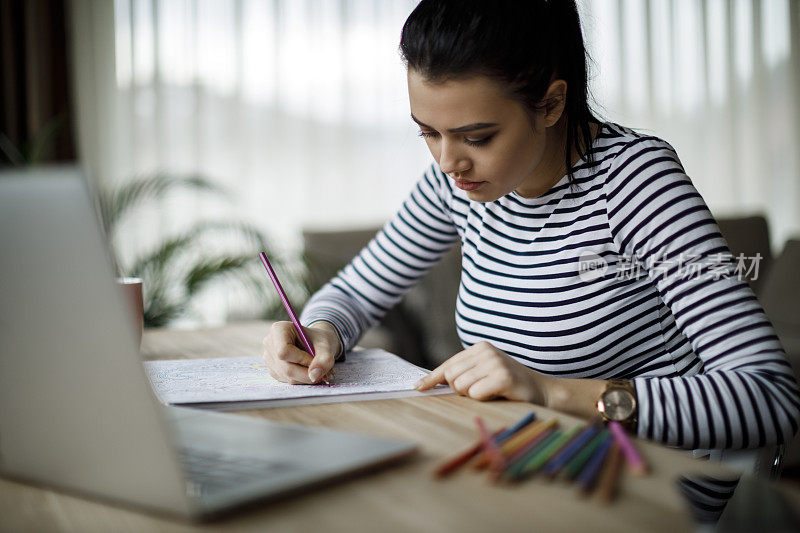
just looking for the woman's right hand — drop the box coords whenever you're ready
[262,321,341,384]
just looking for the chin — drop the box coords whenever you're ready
[465,188,501,203]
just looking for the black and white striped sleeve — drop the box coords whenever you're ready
[300,164,460,353]
[604,136,800,449]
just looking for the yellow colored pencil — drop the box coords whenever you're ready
[473,418,557,470]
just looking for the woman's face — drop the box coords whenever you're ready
[407,69,567,202]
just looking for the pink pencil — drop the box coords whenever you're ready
[608,421,648,475]
[259,252,328,384]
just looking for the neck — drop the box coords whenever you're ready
[514,118,598,199]
[514,118,570,198]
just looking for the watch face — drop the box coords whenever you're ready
[600,389,636,421]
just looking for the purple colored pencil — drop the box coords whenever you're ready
[609,421,648,475]
[258,251,316,358]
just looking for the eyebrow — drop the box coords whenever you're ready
[410,114,498,133]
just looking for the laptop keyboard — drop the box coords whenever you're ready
[177,448,294,496]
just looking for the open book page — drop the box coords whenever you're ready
[144,348,449,407]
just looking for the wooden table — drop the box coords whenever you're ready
[0,320,782,532]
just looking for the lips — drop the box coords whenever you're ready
[454,179,485,191]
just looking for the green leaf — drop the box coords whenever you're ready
[260,298,289,321]
[124,221,275,278]
[100,174,228,234]
[26,113,67,164]
[99,174,309,327]
[126,232,199,279]
[0,131,26,166]
[0,113,67,166]
[144,297,185,328]
[188,220,273,251]
[184,255,254,296]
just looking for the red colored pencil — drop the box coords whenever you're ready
[475,417,506,474]
[434,427,506,478]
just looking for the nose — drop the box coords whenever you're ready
[438,138,471,177]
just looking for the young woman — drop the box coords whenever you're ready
[262,0,799,456]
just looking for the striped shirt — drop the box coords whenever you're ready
[301,122,800,450]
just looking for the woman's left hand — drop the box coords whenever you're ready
[414,341,550,403]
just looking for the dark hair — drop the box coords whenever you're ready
[400,0,600,190]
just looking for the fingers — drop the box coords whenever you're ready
[436,364,501,401]
[414,365,446,391]
[465,377,501,401]
[451,366,489,396]
[262,321,340,384]
[415,349,475,391]
[274,342,314,366]
[414,342,510,401]
[305,326,339,382]
[308,351,335,383]
[267,361,319,385]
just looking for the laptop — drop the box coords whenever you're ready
[0,167,417,520]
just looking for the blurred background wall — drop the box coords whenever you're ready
[1,0,75,164]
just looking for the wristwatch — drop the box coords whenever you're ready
[596,379,637,430]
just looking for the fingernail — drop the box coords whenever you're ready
[309,368,324,382]
[413,379,423,390]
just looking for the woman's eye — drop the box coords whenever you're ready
[417,130,495,147]
[464,134,495,147]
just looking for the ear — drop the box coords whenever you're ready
[542,79,567,127]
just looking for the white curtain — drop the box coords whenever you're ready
[580,0,800,249]
[69,0,800,324]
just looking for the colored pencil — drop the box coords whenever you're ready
[576,434,614,493]
[502,429,563,481]
[508,425,583,480]
[259,251,329,384]
[499,418,555,454]
[434,427,506,478]
[496,412,537,441]
[596,442,623,503]
[608,421,648,475]
[542,424,598,477]
[259,252,315,357]
[564,430,610,480]
[474,419,544,469]
[477,417,558,469]
[475,417,505,473]
[492,429,557,482]
[504,428,556,469]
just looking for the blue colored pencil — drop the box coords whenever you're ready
[542,424,598,477]
[564,430,610,480]
[496,412,537,442]
[576,433,614,493]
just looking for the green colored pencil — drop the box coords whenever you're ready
[503,430,563,480]
[508,425,581,480]
[563,430,610,480]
